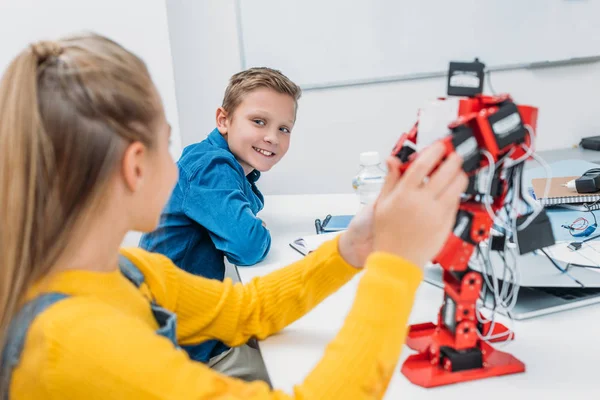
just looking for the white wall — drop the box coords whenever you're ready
[0,0,182,160]
[167,0,600,195]
[166,0,242,147]
[0,0,182,247]
[239,0,600,89]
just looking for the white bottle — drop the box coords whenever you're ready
[352,151,386,206]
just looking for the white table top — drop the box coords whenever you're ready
[237,193,600,399]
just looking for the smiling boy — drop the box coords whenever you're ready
[139,68,301,367]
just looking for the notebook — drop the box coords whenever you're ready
[531,176,600,206]
[553,203,600,212]
[289,232,342,256]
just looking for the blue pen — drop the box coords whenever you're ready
[322,214,332,228]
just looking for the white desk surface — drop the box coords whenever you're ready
[237,193,600,399]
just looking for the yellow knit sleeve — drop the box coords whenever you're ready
[121,237,360,346]
[292,252,423,398]
[15,247,423,399]
[122,242,424,398]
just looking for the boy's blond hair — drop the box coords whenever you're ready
[222,67,302,117]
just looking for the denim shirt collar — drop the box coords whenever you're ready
[247,169,261,184]
[207,128,261,184]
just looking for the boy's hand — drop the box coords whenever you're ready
[374,143,468,268]
[338,203,375,268]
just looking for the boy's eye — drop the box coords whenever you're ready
[253,119,265,126]
[280,127,291,134]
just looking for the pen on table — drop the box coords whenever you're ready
[315,219,322,234]
[322,214,332,228]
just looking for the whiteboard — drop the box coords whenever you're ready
[0,0,182,158]
[239,0,600,89]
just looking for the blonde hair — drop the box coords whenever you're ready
[222,67,302,117]
[0,33,159,384]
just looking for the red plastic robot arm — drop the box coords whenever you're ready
[392,94,547,388]
[393,94,538,271]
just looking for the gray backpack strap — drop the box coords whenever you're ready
[1,293,69,400]
[118,254,145,288]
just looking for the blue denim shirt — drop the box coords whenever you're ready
[139,128,271,362]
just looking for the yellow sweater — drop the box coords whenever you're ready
[12,237,422,399]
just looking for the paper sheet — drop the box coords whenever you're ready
[544,241,600,268]
[290,232,342,255]
[416,98,460,151]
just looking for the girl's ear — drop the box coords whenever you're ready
[216,107,229,135]
[121,141,147,192]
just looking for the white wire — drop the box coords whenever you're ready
[477,251,497,318]
[491,172,522,343]
[530,149,552,203]
[477,155,518,314]
[457,123,547,346]
[497,123,551,231]
[476,307,515,342]
[491,245,519,315]
[504,243,521,310]
[517,147,552,231]
[474,240,519,344]
[509,167,523,253]
[474,179,521,344]
[480,146,525,234]
[480,149,498,221]
[472,122,549,344]
[504,124,535,167]
[477,311,515,344]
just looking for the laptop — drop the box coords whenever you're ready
[424,250,600,320]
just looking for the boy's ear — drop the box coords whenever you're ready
[216,107,229,135]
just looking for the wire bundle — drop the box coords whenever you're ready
[467,124,550,344]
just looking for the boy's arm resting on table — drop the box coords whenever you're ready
[182,157,270,266]
[39,250,422,400]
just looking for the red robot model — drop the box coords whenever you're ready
[392,91,555,387]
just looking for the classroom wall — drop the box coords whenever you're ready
[167,0,600,195]
[0,0,182,247]
[0,0,183,160]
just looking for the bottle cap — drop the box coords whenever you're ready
[360,151,380,166]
